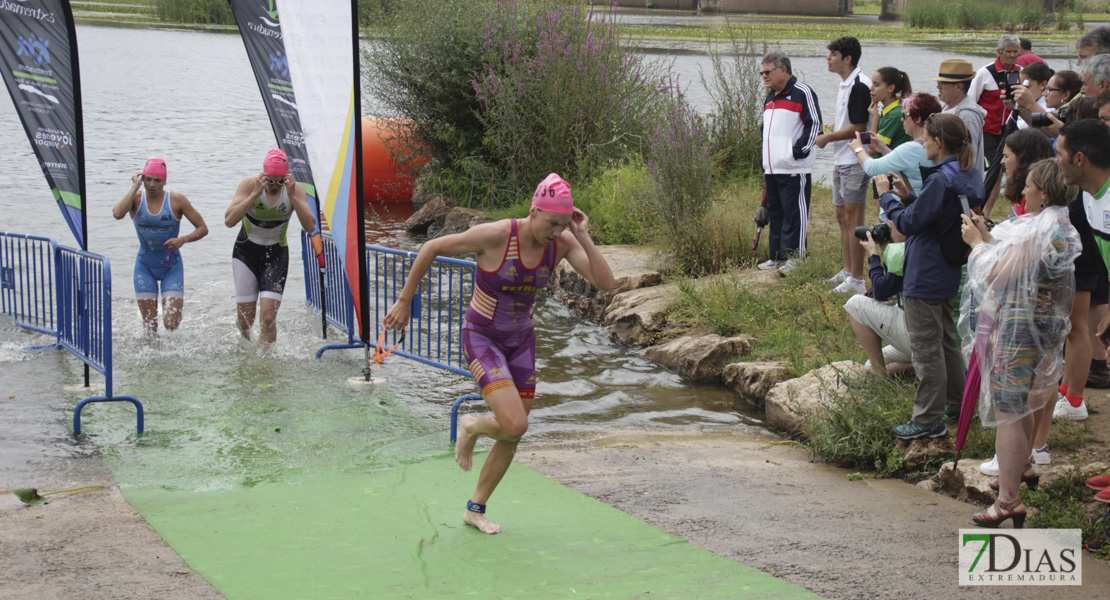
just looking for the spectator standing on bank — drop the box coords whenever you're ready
[757,51,822,275]
[1055,119,1110,503]
[935,59,986,179]
[1077,26,1110,64]
[1080,54,1110,98]
[1015,37,1046,68]
[961,159,1081,528]
[970,35,1022,166]
[867,67,913,152]
[879,114,984,440]
[815,37,872,294]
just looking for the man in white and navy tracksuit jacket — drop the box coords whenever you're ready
[759,51,822,269]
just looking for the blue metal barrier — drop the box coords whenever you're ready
[0,232,59,341]
[301,232,480,439]
[0,232,143,435]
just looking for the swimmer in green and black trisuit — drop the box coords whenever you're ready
[225,149,316,352]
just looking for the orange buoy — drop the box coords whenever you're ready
[360,116,425,204]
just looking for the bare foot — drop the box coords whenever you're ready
[238,326,251,341]
[463,509,501,534]
[455,415,478,471]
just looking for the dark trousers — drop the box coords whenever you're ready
[983,131,1002,167]
[764,173,811,261]
[904,296,966,425]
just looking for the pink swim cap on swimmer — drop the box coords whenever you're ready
[143,158,167,180]
[262,148,289,177]
[531,173,573,213]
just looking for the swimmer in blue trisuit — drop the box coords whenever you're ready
[225,149,316,352]
[113,158,208,334]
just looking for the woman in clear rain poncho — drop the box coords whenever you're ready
[959,159,1082,528]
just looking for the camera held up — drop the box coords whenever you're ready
[854,223,892,244]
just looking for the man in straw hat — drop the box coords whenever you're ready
[935,58,986,178]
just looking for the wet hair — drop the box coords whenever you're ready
[1066,97,1097,122]
[1020,62,1053,85]
[998,34,1020,51]
[1077,26,1110,55]
[924,113,975,172]
[1051,70,1083,102]
[827,36,862,68]
[1020,37,1033,52]
[1059,119,1110,169]
[762,51,792,75]
[874,67,912,101]
[1028,159,1078,208]
[1002,129,1054,205]
[901,92,942,127]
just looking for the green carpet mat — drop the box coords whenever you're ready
[123,454,820,599]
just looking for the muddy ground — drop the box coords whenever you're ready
[2,354,1109,599]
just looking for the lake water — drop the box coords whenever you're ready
[0,17,1083,487]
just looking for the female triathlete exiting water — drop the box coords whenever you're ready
[384,173,615,534]
[113,158,208,334]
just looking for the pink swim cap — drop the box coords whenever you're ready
[262,148,289,177]
[143,158,167,181]
[531,173,573,213]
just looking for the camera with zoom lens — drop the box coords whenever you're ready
[1031,105,1068,127]
[854,223,892,244]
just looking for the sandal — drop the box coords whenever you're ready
[973,499,1026,529]
[988,468,1040,492]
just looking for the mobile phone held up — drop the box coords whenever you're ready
[859,131,871,145]
[1005,72,1021,99]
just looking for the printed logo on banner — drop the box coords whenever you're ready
[259,0,279,26]
[959,529,1081,586]
[0,0,57,24]
[16,32,50,66]
[269,51,289,78]
[34,127,71,150]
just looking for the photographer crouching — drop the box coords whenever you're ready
[878,113,985,440]
[844,218,914,378]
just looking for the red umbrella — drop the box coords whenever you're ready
[953,345,982,469]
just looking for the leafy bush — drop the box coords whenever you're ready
[571,163,656,245]
[699,29,767,181]
[645,93,717,274]
[367,0,668,208]
[905,0,1044,30]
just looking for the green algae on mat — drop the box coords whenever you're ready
[123,455,821,599]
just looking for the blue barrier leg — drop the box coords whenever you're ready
[73,395,144,435]
[450,394,483,442]
[25,343,61,352]
[315,341,364,360]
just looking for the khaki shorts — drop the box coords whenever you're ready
[844,294,912,364]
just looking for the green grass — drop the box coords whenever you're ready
[1024,464,1110,558]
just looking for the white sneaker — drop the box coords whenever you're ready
[1053,397,1088,420]
[757,259,785,270]
[1031,445,1050,465]
[979,455,1000,476]
[832,277,866,295]
[778,258,803,275]
[826,269,850,286]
